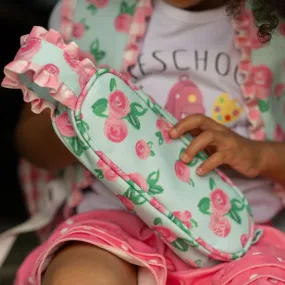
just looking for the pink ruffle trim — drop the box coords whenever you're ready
[122,0,153,72]
[232,9,266,141]
[1,26,96,116]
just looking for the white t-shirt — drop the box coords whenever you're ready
[49,0,282,223]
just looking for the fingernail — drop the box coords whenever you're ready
[169,128,178,138]
[196,168,204,176]
[180,153,189,163]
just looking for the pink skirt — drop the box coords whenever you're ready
[15,210,285,285]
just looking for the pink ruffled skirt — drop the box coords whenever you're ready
[15,210,285,285]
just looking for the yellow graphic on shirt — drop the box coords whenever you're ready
[211,93,243,125]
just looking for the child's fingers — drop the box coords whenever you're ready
[196,151,230,176]
[180,131,223,163]
[170,114,224,138]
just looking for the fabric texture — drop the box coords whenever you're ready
[2,26,254,266]
[14,211,285,285]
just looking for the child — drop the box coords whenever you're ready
[10,0,285,284]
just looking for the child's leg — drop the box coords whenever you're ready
[42,242,137,285]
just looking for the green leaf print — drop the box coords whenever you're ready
[92,98,108,117]
[120,1,135,15]
[147,142,156,156]
[125,113,140,130]
[228,209,242,225]
[94,169,104,179]
[77,120,89,137]
[120,1,129,14]
[195,260,202,267]
[231,198,245,212]
[154,218,162,226]
[171,238,189,252]
[155,132,164,145]
[189,157,199,167]
[171,216,191,235]
[258,99,270,113]
[87,3,97,15]
[130,102,148,116]
[110,78,117,92]
[180,147,186,156]
[148,185,164,196]
[198,197,211,215]
[191,218,198,228]
[209,177,216,191]
[66,137,85,156]
[125,187,147,205]
[147,170,160,187]
[128,3,136,15]
[89,39,106,63]
[196,151,207,161]
[80,18,90,30]
[252,228,263,245]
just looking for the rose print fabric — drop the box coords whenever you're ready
[2,26,254,267]
[14,211,285,285]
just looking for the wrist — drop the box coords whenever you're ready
[256,141,278,177]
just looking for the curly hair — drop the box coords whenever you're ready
[227,0,285,41]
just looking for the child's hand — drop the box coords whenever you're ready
[169,114,264,178]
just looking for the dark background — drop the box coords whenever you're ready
[0,1,57,283]
[0,0,57,223]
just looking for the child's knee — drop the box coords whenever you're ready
[42,242,137,285]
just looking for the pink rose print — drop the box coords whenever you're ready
[117,195,134,211]
[103,168,118,182]
[96,151,112,169]
[210,189,231,215]
[275,84,285,97]
[162,130,172,144]
[55,112,76,137]
[96,151,129,181]
[43,64,59,76]
[72,22,86,39]
[104,117,128,143]
[279,23,285,37]
[173,211,193,229]
[175,161,190,183]
[114,14,133,33]
[108,90,130,118]
[240,234,248,247]
[252,65,273,88]
[209,213,231,238]
[152,226,177,243]
[135,140,150,160]
[15,37,41,60]
[128,173,148,192]
[150,198,167,213]
[156,117,168,132]
[87,0,109,8]
[274,124,285,141]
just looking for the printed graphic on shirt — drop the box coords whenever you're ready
[211,93,243,125]
[165,74,205,120]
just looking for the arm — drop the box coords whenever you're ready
[15,104,77,171]
[259,141,285,187]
